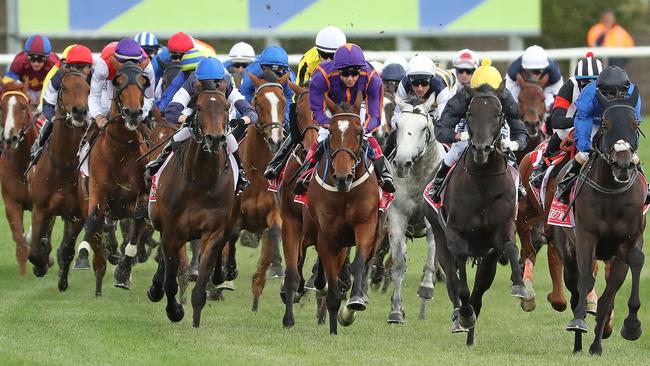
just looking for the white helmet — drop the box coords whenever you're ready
[452,49,479,69]
[369,60,384,74]
[521,45,549,69]
[315,26,346,53]
[383,55,408,70]
[407,55,435,77]
[228,42,256,63]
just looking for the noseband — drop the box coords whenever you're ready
[112,64,150,121]
[593,103,639,167]
[466,94,505,152]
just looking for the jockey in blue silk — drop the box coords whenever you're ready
[145,57,256,193]
[555,65,644,204]
[505,45,563,111]
[134,31,161,59]
[290,43,395,195]
[239,45,296,127]
[156,48,210,111]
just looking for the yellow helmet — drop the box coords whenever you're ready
[62,44,78,60]
[470,58,502,89]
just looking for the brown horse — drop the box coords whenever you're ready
[308,93,382,335]
[0,84,38,275]
[27,68,90,287]
[147,88,236,327]
[79,59,151,296]
[514,73,548,162]
[237,70,291,311]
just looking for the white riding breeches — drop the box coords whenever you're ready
[172,126,238,154]
[556,127,571,140]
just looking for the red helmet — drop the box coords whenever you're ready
[101,41,118,60]
[167,32,194,53]
[66,45,93,65]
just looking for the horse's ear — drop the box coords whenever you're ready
[422,91,437,112]
[353,90,363,113]
[193,79,204,94]
[626,85,639,108]
[324,94,338,114]
[515,72,525,87]
[538,73,549,88]
[287,80,302,96]
[138,57,150,71]
[248,72,263,88]
[496,79,507,97]
[596,89,611,109]
[278,73,291,85]
[109,54,124,72]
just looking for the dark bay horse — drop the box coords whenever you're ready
[308,94,383,335]
[27,68,90,288]
[147,88,236,327]
[557,93,645,355]
[79,59,151,296]
[237,71,291,311]
[515,73,548,162]
[0,84,37,275]
[427,83,527,346]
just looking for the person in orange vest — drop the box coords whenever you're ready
[587,9,634,67]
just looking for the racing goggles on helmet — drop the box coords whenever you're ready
[409,76,431,87]
[598,84,629,100]
[170,52,184,62]
[262,64,287,77]
[339,66,361,77]
[28,54,46,63]
[142,45,160,58]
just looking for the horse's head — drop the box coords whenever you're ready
[379,90,396,138]
[596,90,640,183]
[161,65,181,94]
[249,70,288,153]
[516,73,547,139]
[0,83,32,149]
[466,83,506,165]
[325,92,363,192]
[392,93,436,177]
[190,81,230,153]
[110,56,151,130]
[292,85,319,152]
[58,66,91,128]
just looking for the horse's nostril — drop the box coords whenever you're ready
[346,173,353,181]
[404,161,413,168]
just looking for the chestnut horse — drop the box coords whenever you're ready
[237,71,291,311]
[514,73,548,162]
[147,88,236,327]
[0,83,37,275]
[308,94,383,335]
[79,60,151,296]
[27,68,90,288]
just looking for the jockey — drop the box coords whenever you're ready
[451,49,479,89]
[296,26,347,86]
[38,44,77,111]
[224,42,256,87]
[529,52,603,188]
[30,45,94,164]
[145,57,256,193]
[156,47,210,111]
[291,43,396,195]
[428,58,528,201]
[3,35,61,102]
[555,65,642,204]
[505,45,563,111]
[89,38,155,130]
[134,31,161,59]
[151,32,194,84]
[380,63,406,93]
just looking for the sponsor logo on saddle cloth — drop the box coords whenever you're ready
[548,173,650,228]
[149,151,239,202]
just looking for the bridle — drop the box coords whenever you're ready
[252,82,285,149]
[111,63,150,122]
[592,103,640,167]
[466,94,505,153]
[327,112,365,177]
[54,71,89,128]
[1,91,36,149]
[188,89,230,153]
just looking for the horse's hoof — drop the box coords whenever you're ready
[547,293,568,312]
[338,306,356,327]
[113,265,132,290]
[417,285,434,300]
[387,311,405,324]
[510,284,528,299]
[188,266,198,282]
[346,296,367,312]
[459,311,476,330]
[32,265,48,277]
[620,319,642,341]
[95,291,102,297]
[216,280,235,291]
[282,315,295,329]
[107,253,121,266]
[565,318,588,333]
[166,304,184,323]
[73,256,90,270]
[451,308,467,333]
[603,315,614,339]
[586,298,597,316]
[268,265,284,278]
[588,343,603,356]
[147,286,164,302]
[58,279,68,292]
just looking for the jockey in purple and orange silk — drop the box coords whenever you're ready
[291,43,396,195]
[3,35,61,102]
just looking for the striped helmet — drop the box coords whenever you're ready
[134,32,159,47]
[180,48,210,72]
[574,52,603,80]
[25,35,52,55]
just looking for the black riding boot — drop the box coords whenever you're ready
[232,150,250,193]
[145,140,176,178]
[30,118,53,164]
[556,159,582,204]
[372,156,396,193]
[383,130,397,160]
[264,135,294,179]
[428,162,451,202]
[293,142,325,195]
[530,133,563,188]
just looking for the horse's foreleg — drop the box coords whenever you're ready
[387,219,407,324]
[5,199,29,276]
[517,221,537,312]
[503,236,527,299]
[192,229,226,327]
[57,218,84,291]
[281,216,301,328]
[251,223,280,312]
[370,236,389,289]
[589,256,628,355]
[147,246,165,303]
[161,232,184,323]
[566,230,596,352]
[466,251,499,346]
[620,245,644,342]
[114,200,147,289]
[319,239,344,335]
[28,206,53,277]
[547,242,567,311]
[82,206,107,296]
[417,223,437,321]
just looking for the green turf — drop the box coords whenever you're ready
[1,127,650,365]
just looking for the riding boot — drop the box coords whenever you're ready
[529,159,549,189]
[556,159,582,204]
[372,156,396,193]
[382,130,397,160]
[145,140,176,178]
[636,165,650,205]
[428,162,451,202]
[264,135,294,179]
[30,118,53,164]
[293,141,324,195]
[232,150,250,193]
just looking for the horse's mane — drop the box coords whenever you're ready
[2,81,25,93]
[474,84,498,95]
[404,95,425,107]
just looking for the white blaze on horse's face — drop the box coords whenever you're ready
[614,140,632,153]
[3,96,17,140]
[338,120,350,136]
[264,91,280,144]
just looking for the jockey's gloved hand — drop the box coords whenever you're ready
[458,131,469,142]
[501,139,519,151]
[229,118,245,129]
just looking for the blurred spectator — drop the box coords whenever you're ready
[587,9,634,67]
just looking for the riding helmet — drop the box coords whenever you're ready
[25,35,52,56]
[259,46,289,68]
[229,42,256,64]
[115,38,144,63]
[180,48,211,72]
[381,63,406,82]
[596,65,630,92]
[66,45,94,65]
[315,26,347,53]
[521,45,549,70]
[333,43,366,70]
[167,32,194,53]
[470,58,503,89]
[195,57,225,80]
[574,51,603,80]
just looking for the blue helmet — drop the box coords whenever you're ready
[195,57,225,80]
[134,32,159,47]
[381,63,406,82]
[259,46,289,68]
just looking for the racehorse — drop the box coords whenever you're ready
[237,70,290,311]
[377,85,398,144]
[0,83,37,275]
[557,93,645,355]
[308,93,383,335]
[147,87,237,327]
[78,58,152,296]
[515,73,548,162]
[426,83,527,346]
[385,93,444,324]
[27,68,90,288]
